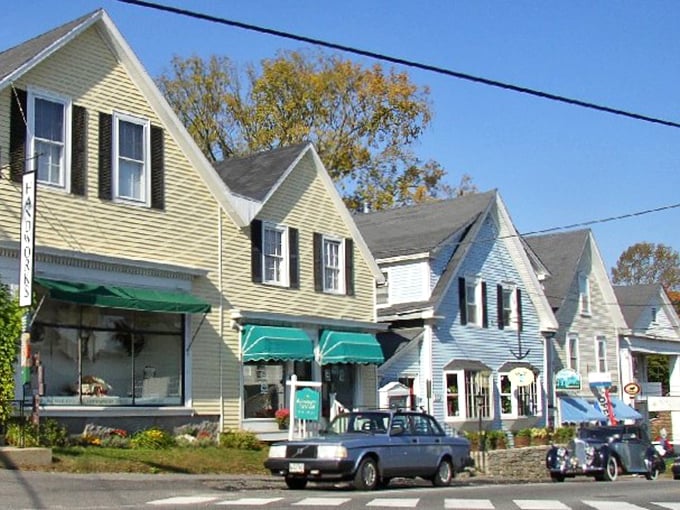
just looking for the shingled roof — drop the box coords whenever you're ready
[613,284,659,329]
[524,229,590,310]
[0,10,99,84]
[353,190,495,260]
[214,143,310,202]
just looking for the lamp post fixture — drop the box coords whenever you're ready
[475,393,485,453]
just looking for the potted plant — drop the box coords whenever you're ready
[275,408,290,430]
[530,427,550,445]
[514,428,531,447]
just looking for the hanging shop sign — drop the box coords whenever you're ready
[508,366,535,387]
[555,368,581,390]
[19,171,36,307]
[623,382,641,396]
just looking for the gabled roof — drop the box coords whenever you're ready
[1,9,245,227]
[215,143,309,202]
[524,229,590,309]
[354,190,495,260]
[215,142,383,281]
[613,284,662,329]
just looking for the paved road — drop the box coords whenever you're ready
[0,470,677,510]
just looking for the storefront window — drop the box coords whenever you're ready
[243,361,312,419]
[29,300,184,406]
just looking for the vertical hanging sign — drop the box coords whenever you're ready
[19,170,36,307]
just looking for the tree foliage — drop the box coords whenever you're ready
[611,242,680,291]
[157,50,474,210]
[0,282,23,426]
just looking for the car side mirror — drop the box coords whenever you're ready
[390,424,405,436]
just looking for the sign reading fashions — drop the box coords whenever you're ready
[19,171,36,307]
[555,368,581,390]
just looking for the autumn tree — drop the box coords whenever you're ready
[611,242,680,394]
[157,50,474,210]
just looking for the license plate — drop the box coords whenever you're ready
[289,462,305,474]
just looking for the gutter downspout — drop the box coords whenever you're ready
[218,207,224,432]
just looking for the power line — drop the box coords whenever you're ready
[117,0,680,130]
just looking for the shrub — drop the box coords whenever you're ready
[130,427,174,449]
[4,418,68,447]
[487,430,507,449]
[173,420,219,446]
[554,426,576,443]
[219,429,264,451]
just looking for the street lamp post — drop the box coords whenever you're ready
[475,393,485,471]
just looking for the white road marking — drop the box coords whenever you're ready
[292,497,352,506]
[147,495,220,505]
[445,499,494,509]
[514,501,570,510]
[653,505,680,510]
[216,497,284,506]
[366,498,420,507]
[583,502,649,510]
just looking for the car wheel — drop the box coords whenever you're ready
[285,477,308,490]
[645,467,659,481]
[431,459,453,487]
[550,473,565,483]
[353,457,379,491]
[603,456,618,482]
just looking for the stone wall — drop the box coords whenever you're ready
[472,446,552,481]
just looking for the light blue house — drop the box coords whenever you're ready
[355,190,558,433]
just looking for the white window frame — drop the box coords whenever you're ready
[376,270,389,307]
[262,222,289,286]
[567,332,579,372]
[27,88,72,190]
[651,307,658,323]
[501,284,518,329]
[498,372,540,418]
[595,335,607,372]
[465,277,482,327]
[578,272,591,316]
[444,370,491,421]
[322,236,345,294]
[112,111,150,205]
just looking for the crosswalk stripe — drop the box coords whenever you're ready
[367,498,420,508]
[216,497,284,506]
[653,505,680,510]
[147,495,220,505]
[583,502,649,510]
[293,497,352,506]
[514,500,570,510]
[445,499,494,509]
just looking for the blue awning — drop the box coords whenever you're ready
[559,396,607,424]
[241,325,314,362]
[595,396,642,421]
[319,330,384,365]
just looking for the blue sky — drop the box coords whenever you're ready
[2,1,679,272]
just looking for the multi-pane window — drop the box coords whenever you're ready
[376,271,389,306]
[445,370,490,419]
[502,287,514,327]
[596,336,607,372]
[567,333,579,371]
[263,224,287,285]
[114,113,149,203]
[578,272,591,315]
[466,280,479,325]
[29,91,69,187]
[323,238,343,292]
[499,372,538,417]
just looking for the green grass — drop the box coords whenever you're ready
[32,446,270,474]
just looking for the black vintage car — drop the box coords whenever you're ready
[546,424,665,482]
[672,455,680,480]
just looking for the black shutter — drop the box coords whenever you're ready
[70,105,87,196]
[9,88,27,183]
[345,238,354,296]
[481,281,488,328]
[289,227,299,289]
[458,277,467,325]
[497,284,504,330]
[98,112,112,200]
[250,220,263,283]
[150,125,164,210]
[313,233,323,292]
[517,288,523,332]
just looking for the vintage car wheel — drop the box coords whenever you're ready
[285,477,308,490]
[431,459,453,486]
[602,456,618,482]
[645,467,660,481]
[354,457,379,490]
[550,473,565,483]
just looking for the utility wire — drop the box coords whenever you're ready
[117,0,680,130]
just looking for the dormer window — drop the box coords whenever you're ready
[578,272,591,316]
[651,307,657,323]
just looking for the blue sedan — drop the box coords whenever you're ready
[264,409,473,490]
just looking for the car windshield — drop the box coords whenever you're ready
[578,427,624,442]
[327,412,390,434]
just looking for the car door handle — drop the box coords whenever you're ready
[411,438,418,444]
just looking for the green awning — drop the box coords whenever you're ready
[319,330,384,365]
[35,278,211,314]
[242,325,314,362]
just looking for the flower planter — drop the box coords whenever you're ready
[514,436,531,447]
